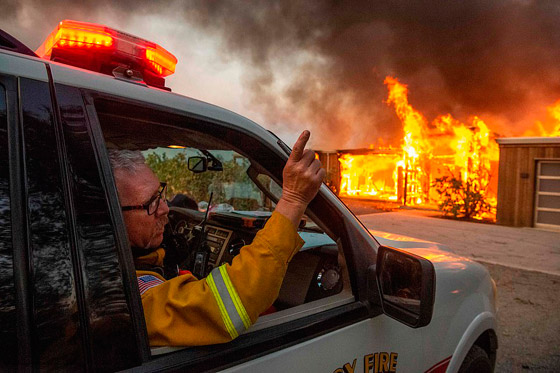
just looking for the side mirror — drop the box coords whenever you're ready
[376,245,435,328]
[188,156,207,173]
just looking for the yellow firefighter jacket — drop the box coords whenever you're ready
[135,211,304,346]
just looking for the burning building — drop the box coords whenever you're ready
[317,75,560,225]
[319,77,501,221]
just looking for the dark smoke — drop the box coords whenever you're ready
[3,0,560,147]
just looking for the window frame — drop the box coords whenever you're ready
[53,81,149,370]
[82,89,379,371]
[80,91,153,364]
[1,73,31,369]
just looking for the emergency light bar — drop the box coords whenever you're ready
[36,20,178,89]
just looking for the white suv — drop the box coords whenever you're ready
[0,22,497,372]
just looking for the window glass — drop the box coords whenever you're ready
[255,173,282,203]
[540,162,560,177]
[91,96,355,370]
[539,178,560,193]
[0,84,17,369]
[536,210,560,225]
[21,78,84,370]
[145,148,271,212]
[56,85,139,370]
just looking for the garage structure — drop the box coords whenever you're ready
[496,137,560,229]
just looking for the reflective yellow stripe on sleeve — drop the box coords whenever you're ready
[207,265,252,339]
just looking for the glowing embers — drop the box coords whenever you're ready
[385,77,499,220]
[339,151,402,200]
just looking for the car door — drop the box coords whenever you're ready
[0,51,150,370]
[0,55,92,372]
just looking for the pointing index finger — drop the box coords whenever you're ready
[290,130,310,162]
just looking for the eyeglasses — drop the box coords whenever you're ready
[121,182,167,215]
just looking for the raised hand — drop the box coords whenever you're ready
[275,130,325,227]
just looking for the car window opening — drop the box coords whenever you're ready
[94,98,354,353]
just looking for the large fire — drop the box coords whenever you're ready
[523,99,560,137]
[339,76,500,221]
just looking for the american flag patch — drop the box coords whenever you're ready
[137,275,165,295]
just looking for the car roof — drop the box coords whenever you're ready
[0,47,279,149]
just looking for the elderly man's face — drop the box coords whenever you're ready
[115,164,169,250]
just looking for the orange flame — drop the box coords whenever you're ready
[524,100,560,137]
[339,76,500,221]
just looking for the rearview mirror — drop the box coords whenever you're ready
[188,156,207,173]
[207,158,223,172]
[376,245,435,328]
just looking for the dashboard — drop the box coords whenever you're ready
[167,206,344,310]
[168,207,265,271]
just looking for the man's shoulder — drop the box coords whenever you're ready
[137,271,166,296]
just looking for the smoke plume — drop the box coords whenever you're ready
[3,0,559,148]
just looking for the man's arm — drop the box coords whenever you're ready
[141,130,325,346]
[142,211,304,346]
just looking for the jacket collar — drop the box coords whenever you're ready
[134,247,166,268]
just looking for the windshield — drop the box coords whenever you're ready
[144,147,273,213]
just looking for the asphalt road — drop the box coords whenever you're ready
[357,209,560,276]
[339,197,387,216]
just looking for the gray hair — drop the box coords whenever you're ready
[108,149,146,174]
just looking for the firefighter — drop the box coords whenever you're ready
[110,130,325,346]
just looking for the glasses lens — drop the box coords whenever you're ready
[147,184,166,215]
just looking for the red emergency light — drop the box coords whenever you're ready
[36,20,178,89]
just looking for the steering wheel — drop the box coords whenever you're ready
[161,203,205,277]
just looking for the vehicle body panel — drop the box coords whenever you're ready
[289,231,498,373]
[223,316,425,372]
[371,234,498,373]
[0,51,48,81]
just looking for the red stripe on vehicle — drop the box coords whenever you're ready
[425,356,452,373]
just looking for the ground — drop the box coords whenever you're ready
[340,197,398,216]
[487,263,560,372]
[341,198,560,372]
